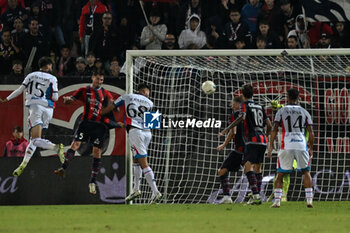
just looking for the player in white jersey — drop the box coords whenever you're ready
[267,88,314,208]
[0,57,64,176]
[101,83,162,203]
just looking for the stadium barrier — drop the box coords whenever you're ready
[0,156,126,205]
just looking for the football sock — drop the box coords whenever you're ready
[274,188,283,204]
[22,140,37,164]
[62,149,76,169]
[133,163,142,191]
[89,158,101,183]
[219,174,230,196]
[255,173,263,193]
[246,171,259,195]
[32,138,56,150]
[143,166,159,194]
[305,188,313,204]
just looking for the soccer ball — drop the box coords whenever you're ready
[202,80,216,95]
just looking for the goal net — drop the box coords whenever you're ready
[126,49,350,204]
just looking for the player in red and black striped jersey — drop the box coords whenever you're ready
[217,96,244,204]
[219,85,272,205]
[54,69,117,195]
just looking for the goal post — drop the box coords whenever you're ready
[126,49,350,204]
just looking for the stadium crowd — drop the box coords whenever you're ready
[0,0,349,78]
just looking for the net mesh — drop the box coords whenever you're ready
[129,52,350,204]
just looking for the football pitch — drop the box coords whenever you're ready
[1,202,349,233]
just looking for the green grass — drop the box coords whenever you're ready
[0,202,349,233]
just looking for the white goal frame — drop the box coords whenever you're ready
[125,48,350,203]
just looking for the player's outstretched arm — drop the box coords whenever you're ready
[100,103,115,116]
[1,85,26,103]
[63,96,75,105]
[217,128,235,151]
[267,122,279,158]
[218,112,245,137]
[266,118,272,137]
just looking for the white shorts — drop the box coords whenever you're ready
[28,104,53,129]
[277,149,310,173]
[128,128,152,159]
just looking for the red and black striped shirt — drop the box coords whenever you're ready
[241,100,268,145]
[72,85,113,124]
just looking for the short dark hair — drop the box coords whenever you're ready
[256,35,266,42]
[92,67,105,76]
[12,59,22,66]
[137,83,150,92]
[242,85,254,99]
[259,19,269,26]
[233,96,243,103]
[13,126,23,132]
[38,56,53,68]
[288,88,299,101]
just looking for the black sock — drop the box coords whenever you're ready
[62,148,76,169]
[246,171,259,195]
[89,158,101,183]
[255,173,263,193]
[219,174,230,196]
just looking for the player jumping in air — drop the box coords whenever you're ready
[217,96,244,204]
[0,57,64,176]
[101,83,162,204]
[219,85,272,205]
[267,88,314,208]
[54,69,115,195]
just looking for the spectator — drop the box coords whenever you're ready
[280,0,301,38]
[217,0,246,26]
[0,0,25,15]
[94,57,104,73]
[317,33,332,49]
[89,12,119,64]
[308,22,333,48]
[162,33,178,50]
[234,38,246,49]
[0,28,20,75]
[19,18,49,70]
[0,0,28,30]
[204,35,217,49]
[2,126,28,157]
[332,22,350,48]
[86,51,96,75]
[176,0,208,35]
[79,0,108,56]
[108,57,121,78]
[29,1,50,37]
[116,16,135,63]
[70,56,89,76]
[256,20,282,49]
[11,16,28,47]
[140,9,167,50]
[10,59,23,76]
[287,15,309,48]
[287,35,298,49]
[56,44,75,77]
[258,0,284,42]
[256,35,266,49]
[223,8,251,49]
[178,14,206,49]
[240,0,262,36]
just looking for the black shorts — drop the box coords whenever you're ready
[74,121,108,148]
[243,144,267,164]
[220,150,243,172]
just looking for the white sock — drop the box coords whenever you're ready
[143,166,159,194]
[22,140,37,164]
[305,188,313,204]
[133,163,142,191]
[32,138,56,150]
[274,188,283,204]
